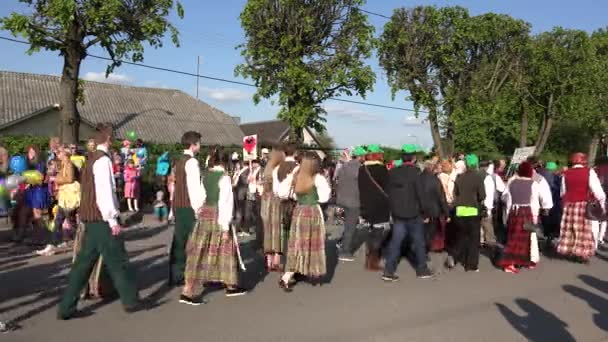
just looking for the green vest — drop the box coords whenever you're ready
[203,171,223,206]
[297,186,319,206]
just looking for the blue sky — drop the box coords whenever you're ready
[1,0,607,149]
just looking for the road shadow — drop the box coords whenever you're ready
[123,224,169,242]
[496,298,576,342]
[238,239,269,292]
[563,274,608,333]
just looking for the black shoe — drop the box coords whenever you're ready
[416,269,434,279]
[225,287,247,297]
[124,300,147,314]
[381,274,399,282]
[179,295,206,306]
[57,309,92,321]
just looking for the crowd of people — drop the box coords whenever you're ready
[1,124,607,321]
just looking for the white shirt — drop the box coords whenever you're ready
[211,166,234,231]
[248,166,261,194]
[313,174,332,203]
[533,171,553,210]
[483,169,506,211]
[184,150,206,212]
[561,165,606,209]
[92,145,120,227]
[272,156,299,199]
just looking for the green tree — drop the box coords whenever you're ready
[236,0,375,143]
[587,28,608,163]
[526,28,595,156]
[378,6,529,157]
[1,0,184,143]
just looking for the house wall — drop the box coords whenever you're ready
[0,109,96,140]
[278,129,326,159]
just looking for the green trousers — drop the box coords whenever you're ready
[169,207,196,284]
[58,221,138,316]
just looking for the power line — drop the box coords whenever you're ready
[359,8,391,20]
[0,35,425,114]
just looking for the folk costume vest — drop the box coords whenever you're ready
[174,154,194,209]
[79,151,107,222]
[563,167,591,203]
[203,171,223,207]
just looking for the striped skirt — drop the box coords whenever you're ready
[184,206,237,295]
[72,223,115,298]
[557,201,595,260]
[263,195,285,254]
[497,207,535,268]
[285,204,326,278]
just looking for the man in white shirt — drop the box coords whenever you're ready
[169,131,206,286]
[480,161,505,247]
[59,123,139,320]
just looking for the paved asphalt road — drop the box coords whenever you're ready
[1,215,608,342]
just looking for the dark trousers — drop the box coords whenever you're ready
[450,216,481,270]
[384,217,426,275]
[58,221,138,316]
[246,198,262,249]
[52,208,75,246]
[169,207,195,284]
[340,206,360,255]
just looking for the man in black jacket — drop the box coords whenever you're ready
[383,145,433,281]
[420,160,450,255]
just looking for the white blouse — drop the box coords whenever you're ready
[210,166,234,232]
[501,176,542,224]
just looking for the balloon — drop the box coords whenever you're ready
[158,151,169,162]
[126,131,137,141]
[9,155,27,175]
[136,148,146,159]
[70,155,86,170]
[22,170,43,185]
[5,175,24,190]
[0,184,7,198]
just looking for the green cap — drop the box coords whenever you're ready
[464,154,479,168]
[402,144,417,154]
[367,144,383,154]
[352,146,367,157]
[545,161,558,171]
[393,160,403,167]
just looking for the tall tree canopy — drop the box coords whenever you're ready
[236,0,375,142]
[378,6,529,157]
[1,0,184,143]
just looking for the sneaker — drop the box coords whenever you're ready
[416,269,434,279]
[42,245,57,256]
[466,268,480,273]
[381,274,399,282]
[445,255,455,269]
[36,244,53,256]
[225,287,247,297]
[338,253,355,262]
[179,295,205,306]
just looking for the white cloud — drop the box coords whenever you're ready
[199,86,251,103]
[403,115,424,126]
[323,104,382,123]
[82,71,133,85]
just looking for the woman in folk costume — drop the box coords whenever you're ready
[357,144,390,271]
[279,153,331,292]
[181,151,246,305]
[261,149,286,271]
[557,153,606,261]
[272,143,299,256]
[497,162,543,274]
[595,157,608,246]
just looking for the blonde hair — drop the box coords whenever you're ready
[294,155,318,195]
[264,150,285,179]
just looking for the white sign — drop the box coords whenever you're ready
[511,146,536,165]
[242,134,258,161]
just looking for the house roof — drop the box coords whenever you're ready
[0,71,244,145]
[240,120,291,145]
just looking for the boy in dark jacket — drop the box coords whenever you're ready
[358,144,390,271]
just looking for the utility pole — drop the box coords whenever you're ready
[196,56,200,99]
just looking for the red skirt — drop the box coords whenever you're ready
[430,218,447,252]
[497,207,534,268]
[557,202,595,260]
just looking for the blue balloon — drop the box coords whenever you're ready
[155,161,170,176]
[136,148,146,159]
[9,155,27,175]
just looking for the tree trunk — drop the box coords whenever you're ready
[428,109,445,158]
[534,116,553,157]
[59,51,83,144]
[520,98,529,148]
[588,135,600,167]
[288,126,303,145]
